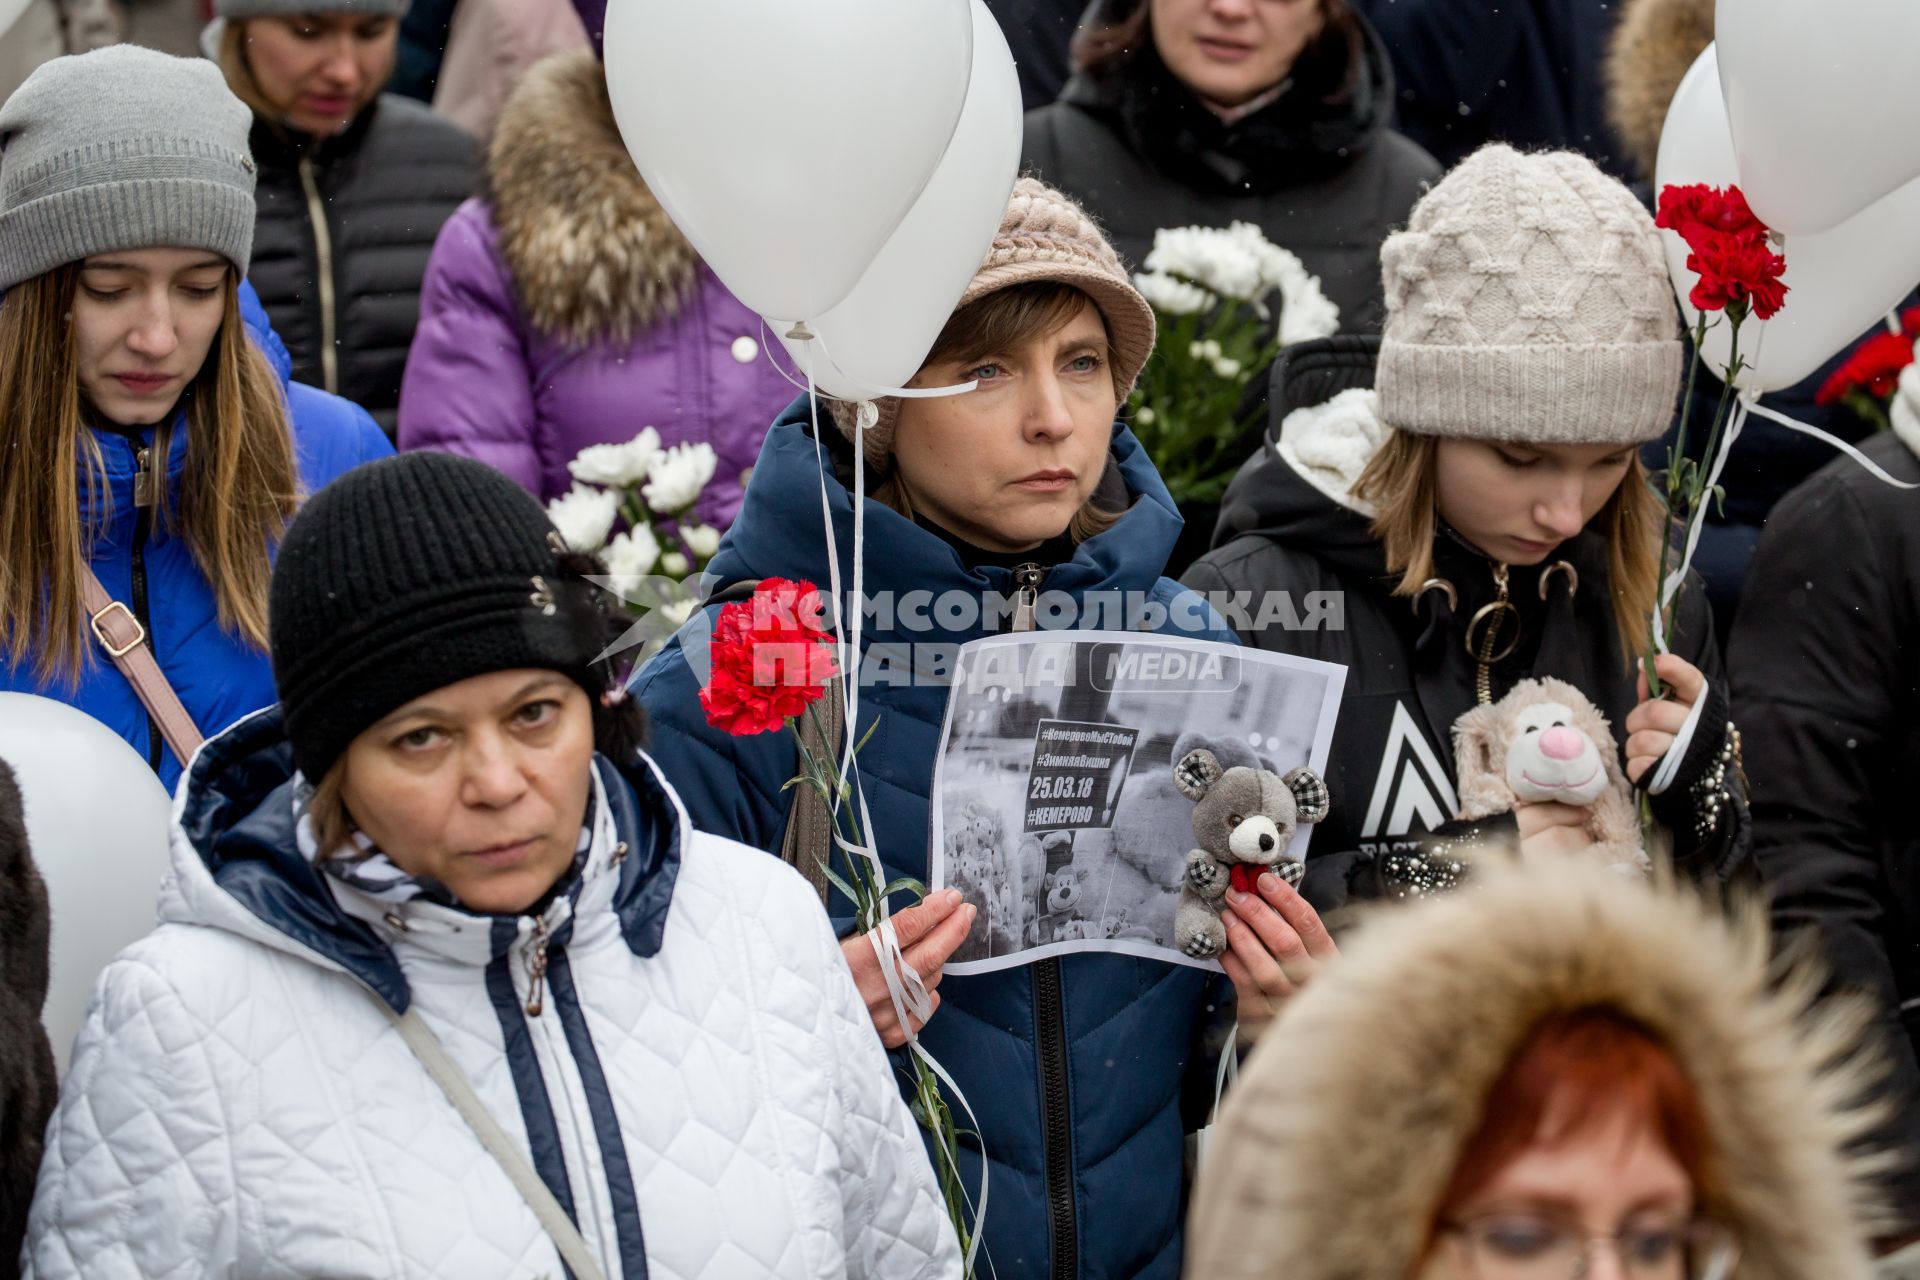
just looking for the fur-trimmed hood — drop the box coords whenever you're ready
[1604,0,1715,183]
[1186,866,1889,1279]
[486,49,700,346]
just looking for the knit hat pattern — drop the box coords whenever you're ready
[215,0,409,17]
[0,46,258,293]
[834,177,1157,470]
[1377,143,1683,446]
[270,453,606,781]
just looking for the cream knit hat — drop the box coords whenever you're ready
[832,177,1156,471]
[1377,144,1684,445]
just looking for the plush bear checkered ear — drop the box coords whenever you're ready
[1174,748,1223,801]
[1284,767,1330,825]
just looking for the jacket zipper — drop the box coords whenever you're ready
[1034,958,1076,1278]
[514,915,612,1273]
[1011,562,1045,633]
[1009,562,1077,1275]
[127,438,160,769]
[296,155,340,394]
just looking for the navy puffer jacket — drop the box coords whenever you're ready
[634,396,1240,1279]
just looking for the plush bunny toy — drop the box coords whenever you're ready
[1451,677,1648,875]
[1172,747,1330,959]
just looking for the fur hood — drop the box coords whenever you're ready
[486,49,700,346]
[1186,865,1890,1279]
[1604,0,1715,183]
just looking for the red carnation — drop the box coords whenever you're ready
[699,577,840,737]
[1657,182,1789,321]
[1656,184,1766,249]
[1817,330,1917,406]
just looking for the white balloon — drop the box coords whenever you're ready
[0,694,173,1073]
[1658,45,1920,392]
[1717,0,1920,234]
[602,0,973,324]
[777,0,1023,401]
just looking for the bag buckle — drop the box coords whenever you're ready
[89,600,147,659]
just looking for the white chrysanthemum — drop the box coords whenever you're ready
[642,442,719,514]
[1189,339,1223,362]
[658,597,698,628]
[567,426,661,488]
[599,526,661,600]
[1134,406,1158,427]
[1134,271,1215,316]
[545,483,620,552]
[1213,357,1243,379]
[680,523,721,561]
[660,550,690,577]
[1144,224,1266,302]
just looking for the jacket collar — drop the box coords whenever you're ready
[165,708,686,1012]
[705,395,1186,644]
[484,49,700,347]
[247,95,381,169]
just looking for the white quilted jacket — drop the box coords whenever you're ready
[23,713,961,1279]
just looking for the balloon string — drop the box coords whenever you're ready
[756,320,978,401]
[798,333,989,1274]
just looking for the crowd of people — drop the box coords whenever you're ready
[2,0,1917,1276]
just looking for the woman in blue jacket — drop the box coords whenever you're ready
[0,46,391,791]
[635,179,1331,1278]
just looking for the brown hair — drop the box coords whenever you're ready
[216,20,282,121]
[308,758,353,858]
[1072,0,1364,102]
[1353,431,1664,666]
[1435,1006,1714,1222]
[0,265,302,685]
[876,281,1125,545]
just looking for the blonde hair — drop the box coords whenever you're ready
[875,281,1125,546]
[1352,431,1664,666]
[0,265,302,685]
[307,759,353,860]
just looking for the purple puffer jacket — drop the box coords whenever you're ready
[396,53,795,528]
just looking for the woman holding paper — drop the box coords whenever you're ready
[1184,144,1750,908]
[635,179,1335,1279]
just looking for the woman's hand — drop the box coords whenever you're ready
[1626,653,1707,784]
[840,889,975,1049]
[1515,800,1596,859]
[1221,872,1338,1034]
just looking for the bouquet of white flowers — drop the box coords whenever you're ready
[547,428,722,660]
[1129,222,1340,505]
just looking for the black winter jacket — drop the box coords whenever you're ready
[1353,0,1626,174]
[1,759,56,1270]
[1729,428,1920,1228]
[1181,339,1750,912]
[1021,15,1438,337]
[246,95,474,436]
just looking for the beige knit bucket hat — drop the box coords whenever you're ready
[831,177,1156,471]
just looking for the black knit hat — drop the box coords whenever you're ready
[270,452,608,780]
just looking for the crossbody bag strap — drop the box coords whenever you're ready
[77,562,204,765]
[375,998,608,1280]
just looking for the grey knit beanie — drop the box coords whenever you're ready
[215,0,408,16]
[831,178,1157,473]
[0,46,257,294]
[1377,144,1683,445]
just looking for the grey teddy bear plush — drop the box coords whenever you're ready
[1172,746,1331,959]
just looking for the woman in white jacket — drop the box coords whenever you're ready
[23,451,961,1280]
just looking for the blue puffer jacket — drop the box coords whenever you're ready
[1,284,391,791]
[633,397,1239,1279]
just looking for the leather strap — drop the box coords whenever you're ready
[77,563,204,765]
[376,999,608,1280]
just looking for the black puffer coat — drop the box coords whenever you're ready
[1021,10,1438,336]
[1729,427,1920,1231]
[247,95,474,436]
[1,758,56,1271]
[1180,339,1750,912]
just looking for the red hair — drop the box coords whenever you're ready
[1437,1007,1713,1218]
